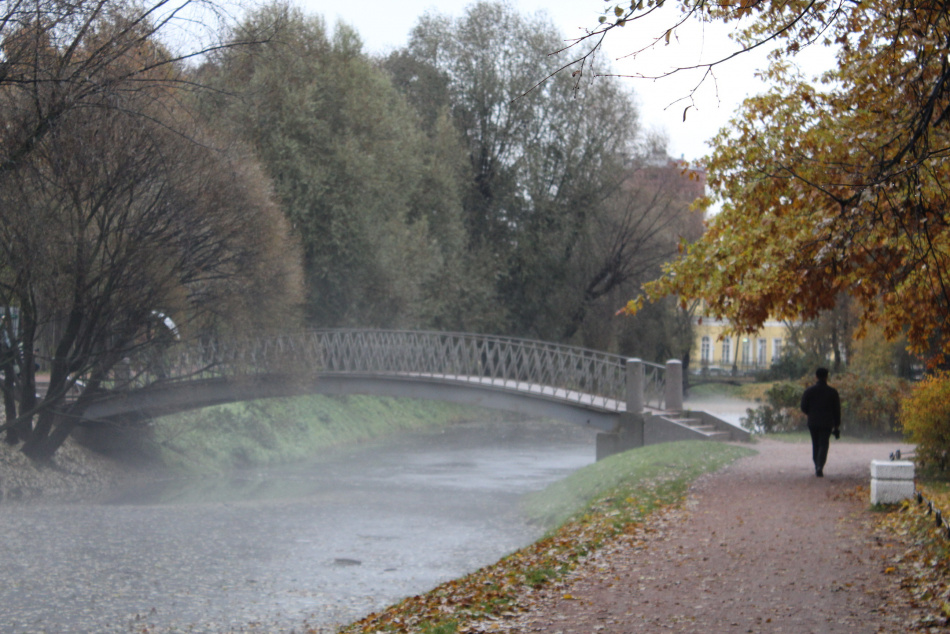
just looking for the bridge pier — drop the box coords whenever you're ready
[596,412,644,460]
[596,358,646,460]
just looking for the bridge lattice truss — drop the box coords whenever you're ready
[124,330,667,412]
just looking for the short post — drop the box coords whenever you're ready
[626,358,643,414]
[870,459,915,504]
[665,359,683,412]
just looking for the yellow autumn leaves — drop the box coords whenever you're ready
[628,0,950,365]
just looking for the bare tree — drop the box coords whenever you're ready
[0,0,270,173]
[563,151,706,344]
[0,1,302,460]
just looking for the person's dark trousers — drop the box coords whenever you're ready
[809,423,832,475]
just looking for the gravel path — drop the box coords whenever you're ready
[490,438,925,633]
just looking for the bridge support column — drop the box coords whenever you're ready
[596,413,644,460]
[596,358,647,460]
[665,359,683,412]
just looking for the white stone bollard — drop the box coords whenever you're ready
[870,460,915,504]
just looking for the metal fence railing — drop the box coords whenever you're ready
[110,329,668,412]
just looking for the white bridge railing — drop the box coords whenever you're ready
[117,329,668,411]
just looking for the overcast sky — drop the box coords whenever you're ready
[291,0,787,162]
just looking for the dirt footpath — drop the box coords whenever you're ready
[492,439,925,633]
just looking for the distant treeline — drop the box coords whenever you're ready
[196,0,703,361]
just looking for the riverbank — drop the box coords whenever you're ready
[0,381,761,501]
[0,436,132,501]
[487,438,927,633]
[149,394,501,472]
[339,440,756,634]
[340,438,931,634]
[0,395,500,501]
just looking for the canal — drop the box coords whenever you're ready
[0,417,596,633]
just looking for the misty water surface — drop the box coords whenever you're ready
[0,417,596,633]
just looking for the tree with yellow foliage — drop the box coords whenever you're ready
[585,0,950,365]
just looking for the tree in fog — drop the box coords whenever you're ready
[199,3,498,331]
[389,1,701,344]
[570,153,706,356]
[0,0,259,175]
[0,1,303,460]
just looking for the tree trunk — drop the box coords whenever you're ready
[831,325,842,373]
[2,358,19,444]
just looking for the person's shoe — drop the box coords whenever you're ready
[816,468,824,477]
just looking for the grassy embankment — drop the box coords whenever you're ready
[338,440,756,634]
[145,379,761,471]
[149,395,498,472]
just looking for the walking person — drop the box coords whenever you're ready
[800,367,841,477]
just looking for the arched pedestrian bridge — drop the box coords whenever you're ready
[79,330,749,458]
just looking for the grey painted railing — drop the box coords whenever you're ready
[116,329,668,411]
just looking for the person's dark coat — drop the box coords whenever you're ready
[800,381,841,430]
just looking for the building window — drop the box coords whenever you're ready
[741,339,752,366]
[701,336,711,363]
[773,338,782,362]
[757,339,767,366]
[722,337,732,365]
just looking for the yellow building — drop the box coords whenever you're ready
[692,310,790,375]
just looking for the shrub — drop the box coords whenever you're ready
[758,351,818,381]
[740,381,806,434]
[835,373,910,437]
[901,372,950,476]
[764,381,806,410]
[741,374,909,437]
[741,404,799,434]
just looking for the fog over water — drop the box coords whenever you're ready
[0,418,596,633]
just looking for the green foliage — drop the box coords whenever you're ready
[901,373,950,476]
[764,381,804,409]
[151,395,487,473]
[849,325,903,377]
[850,324,921,379]
[616,296,694,364]
[391,1,698,346]
[759,350,818,382]
[201,4,489,331]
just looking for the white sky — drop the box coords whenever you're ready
[291,0,797,162]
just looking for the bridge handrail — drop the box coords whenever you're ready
[114,329,668,411]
